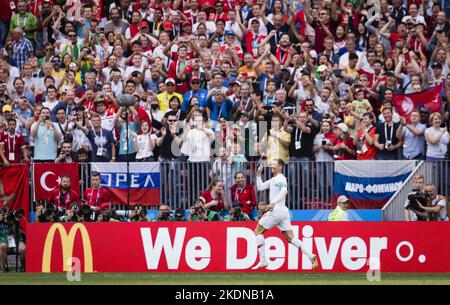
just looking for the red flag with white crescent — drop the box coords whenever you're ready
[33,163,80,200]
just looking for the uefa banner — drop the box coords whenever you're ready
[334,161,416,209]
[27,222,450,273]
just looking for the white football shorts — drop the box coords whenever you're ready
[258,208,292,231]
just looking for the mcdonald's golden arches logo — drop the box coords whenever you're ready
[42,223,93,272]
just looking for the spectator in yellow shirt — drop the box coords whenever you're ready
[261,113,291,163]
[157,78,184,113]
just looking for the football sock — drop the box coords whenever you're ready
[256,234,267,264]
[291,238,314,261]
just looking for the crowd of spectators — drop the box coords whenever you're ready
[0,0,449,167]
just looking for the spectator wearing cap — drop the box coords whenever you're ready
[374,107,403,160]
[205,89,233,124]
[157,78,184,113]
[1,104,13,129]
[183,76,208,111]
[181,20,193,37]
[185,57,207,90]
[428,62,446,87]
[235,14,266,59]
[332,122,356,161]
[219,30,244,66]
[328,195,350,221]
[93,97,116,133]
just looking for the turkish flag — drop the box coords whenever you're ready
[392,82,443,123]
[33,163,80,201]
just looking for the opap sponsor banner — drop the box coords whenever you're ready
[27,222,450,273]
[334,161,415,209]
[91,162,160,205]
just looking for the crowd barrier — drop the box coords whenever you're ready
[18,160,450,218]
[26,222,450,273]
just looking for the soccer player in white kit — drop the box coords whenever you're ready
[252,159,319,270]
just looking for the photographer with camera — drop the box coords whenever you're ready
[128,204,148,222]
[0,207,26,271]
[404,175,429,221]
[415,184,449,222]
[225,201,252,222]
[48,175,80,210]
[187,198,220,221]
[156,204,172,222]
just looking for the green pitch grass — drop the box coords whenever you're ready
[1,273,450,285]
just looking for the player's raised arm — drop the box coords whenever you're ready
[256,165,271,191]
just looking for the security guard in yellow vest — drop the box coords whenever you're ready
[328,195,350,221]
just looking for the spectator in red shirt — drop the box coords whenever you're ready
[332,123,356,160]
[83,172,111,211]
[356,112,377,160]
[0,118,29,165]
[230,171,256,215]
[48,175,80,210]
[199,179,230,213]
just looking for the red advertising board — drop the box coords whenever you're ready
[26,222,450,273]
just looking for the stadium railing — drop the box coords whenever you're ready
[26,160,449,216]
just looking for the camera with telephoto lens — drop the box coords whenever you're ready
[5,208,25,223]
[406,190,430,211]
[174,208,185,221]
[232,206,242,218]
[45,204,66,219]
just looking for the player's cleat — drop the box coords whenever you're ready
[251,262,268,270]
[311,255,319,271]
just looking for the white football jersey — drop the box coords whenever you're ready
[257,173,288,211]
